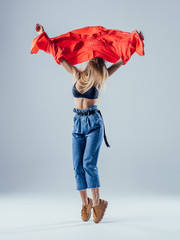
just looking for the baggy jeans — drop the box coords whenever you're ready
[72,105,104,190]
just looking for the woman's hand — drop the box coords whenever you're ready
[36,23,44,35]
[139,31,144,40]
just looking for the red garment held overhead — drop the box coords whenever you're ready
[30,26,145,65]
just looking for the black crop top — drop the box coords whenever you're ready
[72,81,99,99]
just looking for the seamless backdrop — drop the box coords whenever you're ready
[0,0,179,196]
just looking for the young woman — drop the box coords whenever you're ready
[36,24,126,223]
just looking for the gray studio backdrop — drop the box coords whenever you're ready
[0,0,179,196]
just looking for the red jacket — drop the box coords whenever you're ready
[30,25,145,65]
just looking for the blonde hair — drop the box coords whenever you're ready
[75,57,109,104]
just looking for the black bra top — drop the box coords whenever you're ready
[72,80,99,99]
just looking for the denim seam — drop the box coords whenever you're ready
[87,126,101,189]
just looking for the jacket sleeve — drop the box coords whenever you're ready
[115,30,145,66]
[30,32,64,65]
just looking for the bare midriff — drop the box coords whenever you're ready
[72,75,100,110]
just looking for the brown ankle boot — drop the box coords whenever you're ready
[81,197,93,221]
[92,199,108,223]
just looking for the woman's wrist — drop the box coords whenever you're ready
[38,31,44,35]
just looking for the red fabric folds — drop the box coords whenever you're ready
[30,26,145,66]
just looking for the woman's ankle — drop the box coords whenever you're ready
[82,197,89,206]
[93,198,100,207]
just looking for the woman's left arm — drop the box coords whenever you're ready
[60,58,79,76]
[31,24,64,65]
[36,23,44,35]
[31,24,79,76]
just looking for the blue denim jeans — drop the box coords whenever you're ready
[72,105,104,191]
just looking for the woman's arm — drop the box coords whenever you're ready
[60,58,79,76]
[35,24,79,76]
[36,23,44,35]
[107,58,124,77]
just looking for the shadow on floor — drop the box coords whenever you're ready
[0,218,131,235]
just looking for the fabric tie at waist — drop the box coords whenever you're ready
[75,109,110,148]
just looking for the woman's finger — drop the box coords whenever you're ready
[36,24,41,32]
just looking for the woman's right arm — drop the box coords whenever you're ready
[107,58,124,77]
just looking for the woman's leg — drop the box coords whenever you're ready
[91,187,100,206]
[72,132,87,191]
[79,189,88,206]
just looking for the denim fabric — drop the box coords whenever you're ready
[72,105,104,190]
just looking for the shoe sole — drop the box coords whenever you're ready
[94,200,108,223]
[82,199,93,222]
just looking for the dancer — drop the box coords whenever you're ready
[33,24,144,223]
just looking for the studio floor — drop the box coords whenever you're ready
[0,193,179,240]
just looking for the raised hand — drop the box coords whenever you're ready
[139,31,144,40]
[36,23,44,35]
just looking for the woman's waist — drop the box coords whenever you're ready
[73,98,97,111]
[73,104,98,114]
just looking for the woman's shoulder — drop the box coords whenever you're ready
[94,80,102,91]
[72,71,80,84]
[72,73,100,91]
